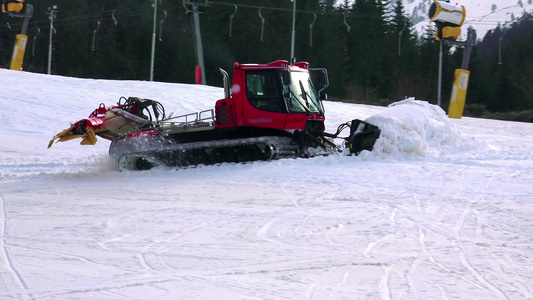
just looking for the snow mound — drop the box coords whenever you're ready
[365,98,479,158]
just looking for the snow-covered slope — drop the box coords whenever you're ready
[404,0,533,39]
[1,68,533,299]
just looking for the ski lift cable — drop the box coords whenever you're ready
[28,5,154,28]
[309,13,317,47]
[258,7,265,42]
[0,2,384,32]
[398,20,407,56]
[112,10,118,26]
[159,10,167,41]
[1,0,448,33]
[208,0,385,20]
[44,7,163,28]
[344,12,350,32]
[91,20,100,52]
[11,0,484,32]
[0,4,175,33]
[183,0,193,14]
[55,6,145,24]
[229,4,237,37]
[32,27,41,56]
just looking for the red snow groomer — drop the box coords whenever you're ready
[49,60,380,170]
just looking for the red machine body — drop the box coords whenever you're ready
[215,60,325,134]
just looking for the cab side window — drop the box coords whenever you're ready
[246,71,285,113]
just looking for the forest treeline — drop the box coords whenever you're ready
[1,0,532,121]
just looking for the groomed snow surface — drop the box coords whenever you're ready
[1,69,532,299]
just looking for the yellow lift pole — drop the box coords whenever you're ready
[3,2,34,71]
[448,28,476,119]
[428,1,476,119]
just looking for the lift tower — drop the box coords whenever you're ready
[2,1,34,70]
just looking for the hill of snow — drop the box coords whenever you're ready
[1,68,533,299]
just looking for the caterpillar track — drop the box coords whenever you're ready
[115,136,301,171]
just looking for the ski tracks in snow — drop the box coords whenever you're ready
[0,193,31,298]
[401,165,531,299]
[138,221,211,273]
[345,163,523,300]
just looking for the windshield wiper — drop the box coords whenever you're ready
[285,88,311,115]
[299,81,324,115]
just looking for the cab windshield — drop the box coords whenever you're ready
[282,70,323,114]
[245,69,324,114]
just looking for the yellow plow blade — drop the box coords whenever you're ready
[80,127,98,145]
[47,126,98,148]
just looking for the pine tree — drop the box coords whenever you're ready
[388,0,420,100]
[416,23,440,102]
[343,0,391,102]
[311,1,351,98]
